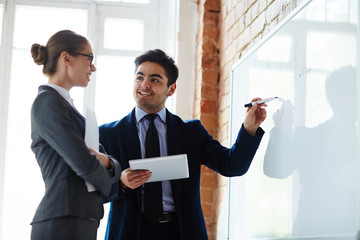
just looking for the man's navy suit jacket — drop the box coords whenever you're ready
[99,108,264,240]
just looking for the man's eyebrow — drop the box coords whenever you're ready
[136,72,163,79]
[150,74,163,79]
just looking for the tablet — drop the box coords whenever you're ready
[129,154,189,183]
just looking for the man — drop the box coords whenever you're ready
[100,49,267,240]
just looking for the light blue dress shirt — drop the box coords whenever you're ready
[135,106,175,212]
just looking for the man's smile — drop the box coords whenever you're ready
[139,91,153,96]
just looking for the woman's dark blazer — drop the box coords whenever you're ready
[99,108,264,240]
[31,85,120,224]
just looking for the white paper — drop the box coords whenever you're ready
[85,107,99,152]
[84,107,99,192]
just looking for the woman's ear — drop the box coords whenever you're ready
[59,51,71,66]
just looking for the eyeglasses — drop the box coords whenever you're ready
[75,52,94,67]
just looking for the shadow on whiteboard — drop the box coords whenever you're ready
[264,66,358,237]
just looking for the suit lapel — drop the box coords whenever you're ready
[124,109,142,162]
[166,110,186,213]
[71,105,85,121]
[122,109,143,220]
[166,110,183,156]
[40,85,85,121]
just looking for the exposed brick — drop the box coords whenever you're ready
[202,69,218,85]
[201,100,216,113]
[201,188,215,203]
[201,165,213,172]
[201,203,213,218]
[203,25,219,39]
[200,113,217,131]
[204,0,220,11]
[201,55,219,69]
[196,0,300,238]
[200,171,218,188]
[202,41,216,54]
[204,11,219,26]
[201,84,219,100]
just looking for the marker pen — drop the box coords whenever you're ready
[244,97,278,108]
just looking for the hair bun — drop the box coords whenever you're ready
[31,43,48,65]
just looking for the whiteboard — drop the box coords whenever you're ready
[228,0,360,239]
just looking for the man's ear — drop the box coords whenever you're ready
[167,83,176,97]
[59,51,71,66]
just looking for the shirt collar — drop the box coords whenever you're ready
[135,106,167,124]
[45,83,71,103]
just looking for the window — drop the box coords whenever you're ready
[0,3,3,45]
[93,4,159,124]
[1,5,88,240]
[97,0,150,4]
[0,1,177,239]
[104,18,144,50]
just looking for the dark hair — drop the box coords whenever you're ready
[134,49,179,86]
[30,30,89,75]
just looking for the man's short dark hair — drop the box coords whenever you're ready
[134,49,179,86]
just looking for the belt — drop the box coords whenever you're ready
[159,212,177,223]
[141,211,177,223]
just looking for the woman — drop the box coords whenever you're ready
[30,30,120,240]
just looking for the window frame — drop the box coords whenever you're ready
[0,0,179,238]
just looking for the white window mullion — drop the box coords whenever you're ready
[83,2,98,113]
[0,0,15,236]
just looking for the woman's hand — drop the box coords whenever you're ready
[89,148,111,169]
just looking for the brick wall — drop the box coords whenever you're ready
[195,1,221,239]
[195,0,306,239]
